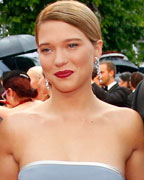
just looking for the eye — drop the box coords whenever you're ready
[68,43,79,49]
[39,48,52,54]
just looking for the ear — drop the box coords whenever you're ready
[93,40,103,59]
[7,88,15,97]
[109,70,115,78]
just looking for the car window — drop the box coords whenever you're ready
[0,52,40,75]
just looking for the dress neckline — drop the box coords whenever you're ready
[20,160,124,178]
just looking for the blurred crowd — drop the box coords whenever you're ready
[0,66,51,108]
[91,61,144,121]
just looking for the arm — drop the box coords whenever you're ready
[125,112,144,180]
[0,154,18,180]
[0,116,18,180]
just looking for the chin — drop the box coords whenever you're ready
[55,84,77,93]
[59,88,75,93]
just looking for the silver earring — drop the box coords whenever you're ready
[94,57,102,82]
[46,80,49,90]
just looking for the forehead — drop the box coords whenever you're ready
[38,20,90,45]
[100,63,108,71]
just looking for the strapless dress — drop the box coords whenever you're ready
[18,160,125,180]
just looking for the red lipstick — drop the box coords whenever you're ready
[54,70,73,78]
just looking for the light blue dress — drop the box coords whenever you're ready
[18,160,125,180]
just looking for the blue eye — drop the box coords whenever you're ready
[41,48,51,53]
[68,43,78,48]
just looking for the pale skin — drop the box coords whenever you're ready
[0,21,144,180]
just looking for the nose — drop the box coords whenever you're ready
[54,49,68,67]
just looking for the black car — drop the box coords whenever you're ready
[0,51,40,77]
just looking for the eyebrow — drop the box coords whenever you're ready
[38,38,82,47]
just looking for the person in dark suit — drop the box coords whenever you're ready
[132,79,144,122]
[92,61,131,107]
[128,71,143,107]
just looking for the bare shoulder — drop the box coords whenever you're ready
[101,102,143,131]
[0,105,11,119]
[117,109,144,179]
[99,102,144,143]
[0,106,13,143]
[115,107,144,138]
[0,108,19,179]
[99,103,144,179]
[3,100,47,126]
[0,106,14,141]
[0,101,44,148]
[117,107,144,147]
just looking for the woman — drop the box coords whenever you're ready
[0,70,41,130]
[27,66,50,101]
[118,72,131,89]
[1,70,38,109]
[0,1,144,180]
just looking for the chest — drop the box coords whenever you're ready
[12,119,127,164]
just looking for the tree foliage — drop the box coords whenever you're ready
[0,0,144,64]
[0,0,50,36]
[98,0,144,64]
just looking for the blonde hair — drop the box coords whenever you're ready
[35,0,101,45]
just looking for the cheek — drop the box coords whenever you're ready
[30,79,38,89]
[73,43,94,65]
[119,80,123,85]
[74,50,94,69]
[39,55,46,67]
[101,73,105,78]
[102,73,108,80]
[39,55,52,73]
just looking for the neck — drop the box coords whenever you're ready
[13,98,32,107]
[48,85,97,114]
[131,86,135,91]
[106,79,115,86]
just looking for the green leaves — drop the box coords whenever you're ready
[97,0,144,63]
[0,0,144,64]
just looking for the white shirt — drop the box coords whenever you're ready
[107,81,117,91]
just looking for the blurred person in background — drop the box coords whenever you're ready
[91,66,102,88]
[130,71,143,92]
[132,76,144,122]
[128,71,143,107]
[92,61,131,107]
[27,66,50,101]
[118,72,131,90]
[1,70,38,109]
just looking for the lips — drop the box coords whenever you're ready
[54,70,73,78]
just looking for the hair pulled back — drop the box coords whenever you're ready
[35,1,101,45]
[3,73,38,98]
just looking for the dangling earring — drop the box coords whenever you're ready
[46,80,50,90]
[94,57,102,82]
